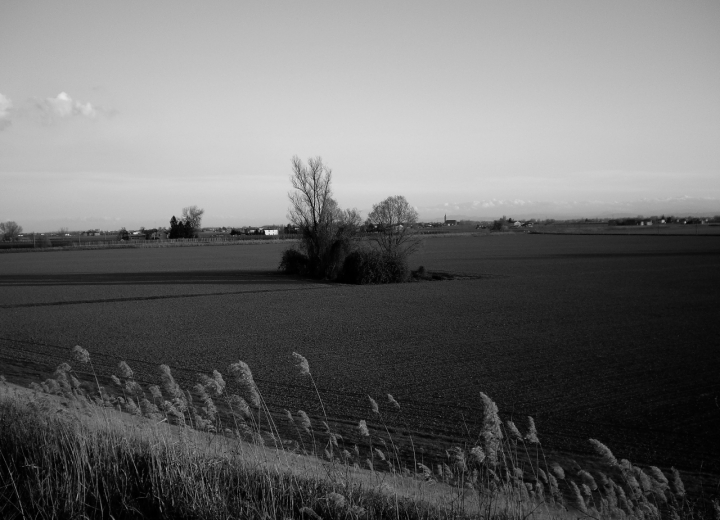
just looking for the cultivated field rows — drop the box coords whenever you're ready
[0,234,718,476]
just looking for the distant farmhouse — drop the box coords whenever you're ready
[444,214,457,226]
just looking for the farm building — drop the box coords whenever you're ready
[444,215,457,226]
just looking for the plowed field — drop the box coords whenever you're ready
[1,234,718,475]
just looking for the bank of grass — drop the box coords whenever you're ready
[0,347,714,519]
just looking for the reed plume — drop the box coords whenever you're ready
[579,469,598,491]
[524,416,539,444]
[550,462,565,479]
[71,345,90,364]
[589,438,618,467]
[469,445,485,465]
[159,364,185,403]
[506,420,522,441]
[368,395,379,414]
[193,382,217,422]
[148,384,163,401]
[570,480,588,514]
[387,394,400,410]
[297,410,312,433]
[357,419,369,437]
[117,361,134,380]
[292,352,310,376]
[671,467,686,497]
[227,394,251,420]
[227,361,260,408]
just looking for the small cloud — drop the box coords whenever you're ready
[34,92,115,122]
[0,92,12,130]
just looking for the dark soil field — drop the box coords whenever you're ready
[1,234,718,479]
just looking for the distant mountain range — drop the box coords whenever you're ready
[417,196,720,222]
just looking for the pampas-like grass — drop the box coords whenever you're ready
[159,364,186,404]
[387,393,400,410]
[590,438,619,467]
[550,462,565,480]
[117,360,134,380]
[292,352,310,376]
[671,467,686,498]
[524,416,539,444]
[227,361,261,409]
[357,419,369,437]
[368,395,379,414]
[578,469,598,491]
[5,343,714,520]
[506,420,523,441]
[297,410,312,433]
[570,480,588,514]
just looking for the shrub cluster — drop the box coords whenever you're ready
[279,248,310,276]
[340,249,409,285]
[281,246,411,285]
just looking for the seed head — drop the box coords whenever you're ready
[570,481,587,514]
[578,469,598,491]
[357,419,370,437]
[506,420,523,440]
[525,416,539,444]
[368,395,379,414]
[589,438,618,467]
[297,410,312,432]
[148,385,163,401]
[648,466,669,487]
[117,361,134,380]
[292,352,310,376]
[211,370,226,395]
[480,393,503,440]
[125,380,143,396]
[228,394,250,419]
[469,446,485,465]
[387,394,400,410]
[325,492,346,509]
[159,364,185,402]
[72,345,90,364]
[228,361,260,408]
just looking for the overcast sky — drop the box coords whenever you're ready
[1,1,719,230]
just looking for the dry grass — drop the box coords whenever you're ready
[0,346,715,520]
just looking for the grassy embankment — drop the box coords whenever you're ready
[0,346,712,520]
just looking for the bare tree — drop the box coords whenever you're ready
[0,221,22,241]
[367,195,420,257]
[181,206,205,236]
[286,156,360,278]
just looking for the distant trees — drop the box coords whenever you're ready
[366,195,420,257]
[0,221,22,241]
[283,156,360,279]
[491,216,509,231]
[168,207,204,239]
[182,206,204,235]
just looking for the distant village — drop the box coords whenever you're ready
[6,213,719,244]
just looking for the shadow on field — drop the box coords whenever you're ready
[0,270,318,287]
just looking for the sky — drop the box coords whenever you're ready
[1,0,719,230]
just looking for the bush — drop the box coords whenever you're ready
[341,249,409,285]
[279,248,310,275]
